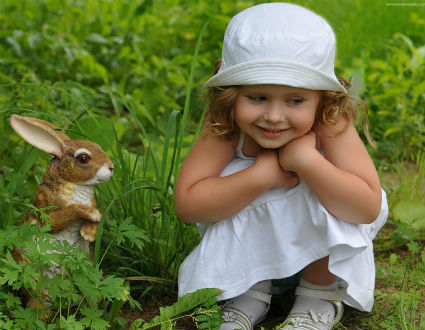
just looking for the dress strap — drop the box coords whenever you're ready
[235,130,248,159]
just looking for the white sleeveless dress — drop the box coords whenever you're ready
[178,132,388,312]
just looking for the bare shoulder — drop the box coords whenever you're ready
[319,117,361,151]
[319,117,365,161]
[319,117,380,187]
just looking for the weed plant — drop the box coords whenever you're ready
[359,35,425,164]
[0,220,135,329]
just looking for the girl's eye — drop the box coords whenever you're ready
[76,154,90,164]
[248,96,266,103]
[288,98,303,105]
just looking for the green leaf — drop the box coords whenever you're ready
[85,33,109,44]
[407,241,420,253]
[140,288,222,329]
[0,314,14,330]
[98,276,128,302]
[81,307,109,330]
[73,116,116,152]
[6,37,22,56]
[130,318,145,330]
[393,200,425,225]
[113,217,149,250]
[57,315,85,330]
[160,320,173,330]
[0,291,21,309]
[11,306,42,329]
[383,126,401,138]
[412,218,425,230]
[412,80,425,100]
[47,275,72,301]
[0,252,24,286]
[389,253,399,266]
[90,318,110,330]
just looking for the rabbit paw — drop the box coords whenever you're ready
[80,222,98,242]
[89,209,102,222]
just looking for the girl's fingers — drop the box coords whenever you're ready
[289,174,299,187]
[283,170,299,187]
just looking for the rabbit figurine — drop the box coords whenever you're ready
[10,114,114,255]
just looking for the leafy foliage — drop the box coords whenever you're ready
[0,221,135,330]
[130,288,222,330]
[378,154,425,252]
[393,200,425,231]
[359,34,425,162]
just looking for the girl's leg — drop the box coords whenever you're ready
[301,256,336,285]
[290,257,337,317]
[221,280,271,330]
[281,257,343,330]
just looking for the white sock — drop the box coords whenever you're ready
[289,279,337,319]
[220,280,271,330]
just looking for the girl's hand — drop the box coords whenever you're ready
[278,131,318,172]
[278,122,383,224]
[175,128,299,223]
[255,149,299,189]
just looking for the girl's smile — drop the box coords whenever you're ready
[234,84,322,152]
[256,126,289,138]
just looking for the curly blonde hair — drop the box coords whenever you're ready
[204,59,374,146]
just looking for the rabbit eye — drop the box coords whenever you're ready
[76,154,90,164]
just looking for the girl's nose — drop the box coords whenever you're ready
[263,103,285,123]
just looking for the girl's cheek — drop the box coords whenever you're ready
[236,109,258,123]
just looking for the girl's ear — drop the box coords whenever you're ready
[11,114,70,158]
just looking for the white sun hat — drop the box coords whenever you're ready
[204,2,346,93]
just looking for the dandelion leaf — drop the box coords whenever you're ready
[139,288,222,329]
[393,200,425,226]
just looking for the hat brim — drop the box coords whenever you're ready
[204,60,346,93]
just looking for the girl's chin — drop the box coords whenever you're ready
[256,140,287,149]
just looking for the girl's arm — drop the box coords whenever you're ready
[174,129,298,223]
[279,119,382,224]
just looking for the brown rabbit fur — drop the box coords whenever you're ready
[27,139,113,247]
[10,114,114,313]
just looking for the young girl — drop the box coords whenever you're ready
[175,3,388,330]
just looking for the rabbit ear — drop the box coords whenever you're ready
[11,115,70,158]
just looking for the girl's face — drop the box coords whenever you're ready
[234,84,321,150]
